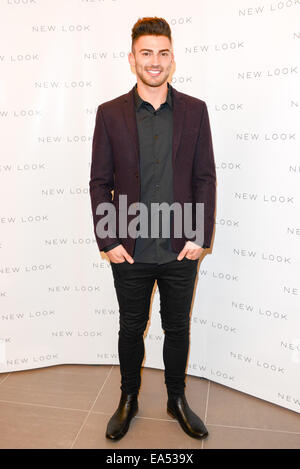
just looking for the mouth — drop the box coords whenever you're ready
[146,69,162,77]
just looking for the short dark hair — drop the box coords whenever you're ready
[131,17,172,53]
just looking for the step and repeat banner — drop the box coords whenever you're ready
[0,0,299,413]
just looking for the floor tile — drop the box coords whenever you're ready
[0,364,112,410]
[207,381,300,433]
[0,401,86,449]
[73,411,205,449]
[203,425,300,449]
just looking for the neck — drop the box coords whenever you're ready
[136,80,168,110]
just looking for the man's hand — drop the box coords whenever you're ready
[177,241,204,261]
[106,244,134,264]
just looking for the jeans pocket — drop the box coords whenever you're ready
[184,256,197,262]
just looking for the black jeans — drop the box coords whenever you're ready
[110,257,198,396]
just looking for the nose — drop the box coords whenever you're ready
[151,53,160,66]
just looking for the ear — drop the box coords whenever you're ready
[128,51,135,67]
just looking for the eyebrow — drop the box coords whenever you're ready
[139,48,171,53]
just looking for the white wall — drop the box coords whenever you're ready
[0,0,299,413]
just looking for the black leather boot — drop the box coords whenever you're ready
[167,393,208,439]
[105,391,138,440]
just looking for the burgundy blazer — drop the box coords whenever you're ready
[89,83,216,256]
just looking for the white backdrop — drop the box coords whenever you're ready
[0,0,299,414]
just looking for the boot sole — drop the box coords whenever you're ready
[167,407,209,440]
[105,407,138,441]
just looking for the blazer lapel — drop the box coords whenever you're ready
[122,83,186,171]
[123,86,140,168]
[170,84,186,169]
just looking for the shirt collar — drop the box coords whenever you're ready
[134,82,173,111]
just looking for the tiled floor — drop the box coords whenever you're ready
[0,364,299,449]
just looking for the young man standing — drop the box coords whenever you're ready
[89,17,216,441]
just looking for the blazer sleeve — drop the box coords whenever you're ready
[191,102,216,248]
[102,241,122,252]
[89,105,120,252]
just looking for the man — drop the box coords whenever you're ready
[89,17,216,441]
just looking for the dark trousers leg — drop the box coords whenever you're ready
[111,261,156,394]
[156,258,198,396]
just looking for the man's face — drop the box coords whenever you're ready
[129,35,174,88]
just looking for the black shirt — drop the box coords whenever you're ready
[102,83,207,262]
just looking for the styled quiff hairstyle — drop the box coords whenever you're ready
[131,17,172,53]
